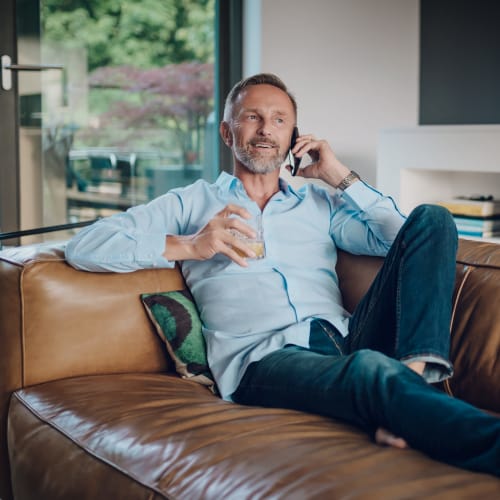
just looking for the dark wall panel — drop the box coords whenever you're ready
[420,0,500,124]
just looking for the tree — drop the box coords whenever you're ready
[42,0,214,71]
[41,0,215,163]
[88,62,214,163]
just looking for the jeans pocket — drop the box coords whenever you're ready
[309,319,345,356]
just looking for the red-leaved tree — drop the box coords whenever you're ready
[87,62,214,164]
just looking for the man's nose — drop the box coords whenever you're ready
[256,118,273,136]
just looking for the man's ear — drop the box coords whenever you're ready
[219,121,233,147]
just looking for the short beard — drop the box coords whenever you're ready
[234,143,285,174]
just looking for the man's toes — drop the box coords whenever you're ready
[375,427,408,449]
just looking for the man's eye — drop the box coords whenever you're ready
[276,118,284,124]
[248,115,257,120]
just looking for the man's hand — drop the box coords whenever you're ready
[164,204,257,267]
[287,134,355,189]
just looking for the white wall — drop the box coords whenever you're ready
[244,0,420,186]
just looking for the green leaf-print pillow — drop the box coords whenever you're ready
[141,289,215,391]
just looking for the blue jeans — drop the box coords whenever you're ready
[233,205,500,476]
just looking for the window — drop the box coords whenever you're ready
[42,0,217,223]
[1,0,243,246]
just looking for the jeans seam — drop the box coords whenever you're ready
[394,242,405,356]
[351,240,407,355]
[349,248,400,347]
[318,321,345,355]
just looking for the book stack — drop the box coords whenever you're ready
[436,197,500,239]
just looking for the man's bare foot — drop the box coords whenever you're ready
[375,427,408,449]
[406,360,425,376]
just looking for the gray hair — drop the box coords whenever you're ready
[223,73,298,122]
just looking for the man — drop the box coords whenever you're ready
[66,73,499,476]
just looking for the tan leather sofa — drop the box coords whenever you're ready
[1,239,499,499]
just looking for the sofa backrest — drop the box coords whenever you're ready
[0,244,184,386]
[0,243,381,389]
[2,239,499,401]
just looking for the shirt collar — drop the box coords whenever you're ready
[215,171,239,192]
[215,171,297,198]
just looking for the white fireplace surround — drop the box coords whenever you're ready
[377,125,500,216]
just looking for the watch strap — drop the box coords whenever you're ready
[336,171,360,190]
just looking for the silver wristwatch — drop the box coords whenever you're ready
[336,171,360,190]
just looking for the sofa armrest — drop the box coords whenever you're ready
[446,239,500,412]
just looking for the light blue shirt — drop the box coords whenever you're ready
[65,172,405,400]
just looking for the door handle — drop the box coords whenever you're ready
[1,55,64,91]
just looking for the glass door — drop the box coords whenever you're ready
[1,0,216,246]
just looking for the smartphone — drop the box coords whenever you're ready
[290,127,301,176]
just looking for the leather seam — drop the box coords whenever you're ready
[11,392,175,500]
[19,269,26,388]
[456,259,499,270]
[444,265,474,397]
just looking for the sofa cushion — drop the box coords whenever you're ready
[141,289,215,390]
[7,374,500,500]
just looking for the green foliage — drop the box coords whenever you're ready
[41,0,215,71]
[41,0,215,160]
